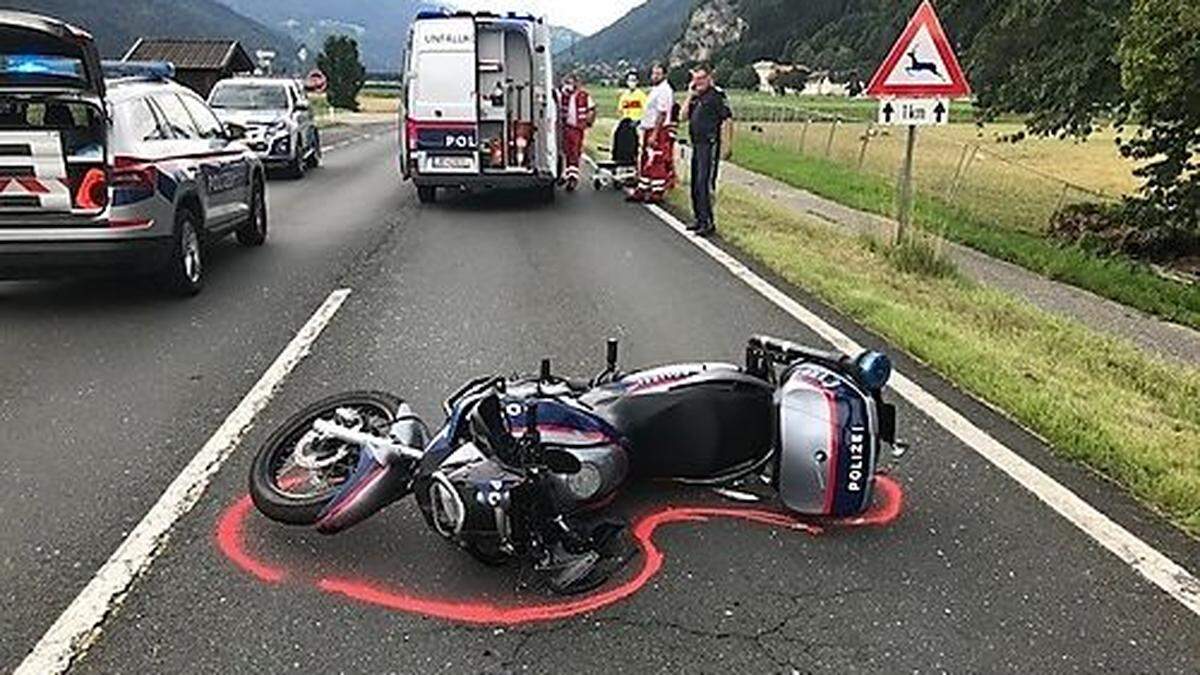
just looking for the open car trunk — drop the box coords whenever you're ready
[0,11,107,218]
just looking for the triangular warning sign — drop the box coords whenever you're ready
[866,0,970,98]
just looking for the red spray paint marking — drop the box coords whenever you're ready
[215,475,903,625]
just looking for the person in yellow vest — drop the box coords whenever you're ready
[617,72,647,122]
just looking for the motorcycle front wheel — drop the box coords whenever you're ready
[249,391,404,525]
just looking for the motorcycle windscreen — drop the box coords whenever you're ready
[315,452,412,534]
[777,365,878,517]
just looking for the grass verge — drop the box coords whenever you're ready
[665,182,1200,535]
[729,135,1200,330]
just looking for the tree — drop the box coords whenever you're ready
[317,35,366,111]
[962,0,1200,244]
[728,65,761,91]
[769,67,809,95]
[1116,0,1200,237]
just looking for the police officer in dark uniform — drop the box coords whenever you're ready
[685,65,732,237]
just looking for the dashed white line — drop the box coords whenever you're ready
[643,201,1200,618]
[15,288,353,675]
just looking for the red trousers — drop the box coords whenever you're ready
[635,128,676,201]
[562,126,585,183]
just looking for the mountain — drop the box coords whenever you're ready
[550,26,582,56]
[217,0,443,73]
[556,0,696,67]
[1,0,297,67]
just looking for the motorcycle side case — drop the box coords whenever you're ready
[587,364,775,481]
[777,363,879,517]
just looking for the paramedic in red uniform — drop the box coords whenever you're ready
[558,73,595,192]
[629,63,675,203]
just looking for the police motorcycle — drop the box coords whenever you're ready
[249,336,899,594]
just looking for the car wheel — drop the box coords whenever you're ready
[236,177,267,247]
[162,208,204,296]
[416,185,437,204]
[307,131,322,169]
[288,136,307,179]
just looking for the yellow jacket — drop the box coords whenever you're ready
[618,88,648,122]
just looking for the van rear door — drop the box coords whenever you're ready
[406,17,479,174]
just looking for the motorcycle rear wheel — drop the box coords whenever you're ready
[249,391,404,525]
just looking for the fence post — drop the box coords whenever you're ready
[948,144,978,201]
[1053,183,1071,215]
[857,124,873,170]
[800,116,811,154]
[947,143,971,197]
[824,116,839,158]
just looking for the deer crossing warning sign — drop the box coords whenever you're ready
[867,0,970,125]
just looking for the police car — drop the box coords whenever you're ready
[0,11,268,296]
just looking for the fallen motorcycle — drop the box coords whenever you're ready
[249,336,899,594]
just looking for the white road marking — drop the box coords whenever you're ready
[15,289,353,675]
[643,202,1200,618]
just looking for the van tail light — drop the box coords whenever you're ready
[73,167,108,210]
[405,117,418,150]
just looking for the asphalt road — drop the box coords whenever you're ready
[3,128,1199,673]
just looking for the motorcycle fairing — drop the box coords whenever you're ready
[315,449,413,534]
[777,363,879,517]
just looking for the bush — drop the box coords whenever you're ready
[865,234,959,279]
[1049,201,1200,260]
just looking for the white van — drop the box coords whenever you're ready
[400,11,558,204]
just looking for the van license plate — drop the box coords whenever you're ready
[431,156,473,170]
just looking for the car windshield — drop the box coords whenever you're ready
[209,84,289,111]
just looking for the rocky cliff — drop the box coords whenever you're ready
[667,0,747,67]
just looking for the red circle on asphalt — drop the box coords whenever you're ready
[215,476,904,625]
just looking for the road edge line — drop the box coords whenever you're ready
[15,288,353,675]
[642,201,1200,618]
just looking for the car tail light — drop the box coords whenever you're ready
[74,167,108,210]
[111,156,158,198]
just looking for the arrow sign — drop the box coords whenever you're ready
[866,0,971,99]
[878,98,950,126]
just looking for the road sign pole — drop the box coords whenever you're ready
[896,124,917,245]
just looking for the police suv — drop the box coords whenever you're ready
[0,11,268,296]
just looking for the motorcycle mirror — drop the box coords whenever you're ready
[543,448,583,475]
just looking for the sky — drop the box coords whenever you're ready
[450,0,647,36]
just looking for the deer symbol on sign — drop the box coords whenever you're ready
[905,49,944,80]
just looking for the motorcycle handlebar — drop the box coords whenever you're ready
[748,335,851,370]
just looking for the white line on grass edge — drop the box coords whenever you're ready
[16,288,353,675]
[643,201,1200,618]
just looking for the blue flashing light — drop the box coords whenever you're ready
[855,351,892,392]
[2,54,83,78]
[102,60,175,81]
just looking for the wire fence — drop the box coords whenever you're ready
[732,109,1121,236]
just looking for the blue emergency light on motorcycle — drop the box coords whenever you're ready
[854,351,892,392]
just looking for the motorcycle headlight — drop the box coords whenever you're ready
[428,473,465,537]
[564,462,603,501]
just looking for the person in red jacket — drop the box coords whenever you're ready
[558,73,596,192]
